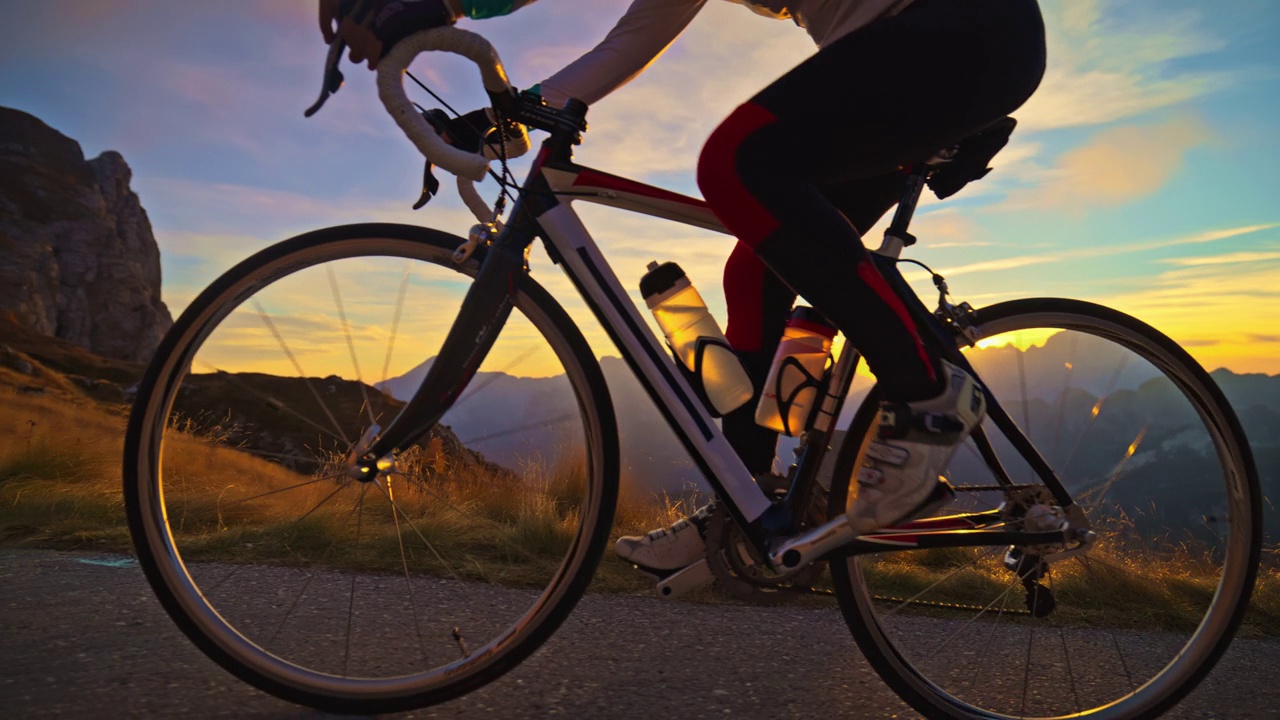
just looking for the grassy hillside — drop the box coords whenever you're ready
[0,327,1276,635]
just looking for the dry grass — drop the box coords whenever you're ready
[863,549,1241,630]
[1,386,1276,635]
[0,391,132,549]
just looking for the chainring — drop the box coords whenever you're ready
[705,473,827,604]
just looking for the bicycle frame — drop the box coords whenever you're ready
[363,117,1079,565]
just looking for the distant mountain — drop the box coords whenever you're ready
[170,371,505,481]
[379,356,697,494]
[382,333,1279,543]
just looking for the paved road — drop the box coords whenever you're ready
[2,549,1275,719]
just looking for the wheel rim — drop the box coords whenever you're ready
[833,304,1257,719]
[130,236,609,703]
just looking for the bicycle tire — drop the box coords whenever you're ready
[828,298,1261,719]
[123,223,619,714]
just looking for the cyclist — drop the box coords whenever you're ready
[320,0,1046,574]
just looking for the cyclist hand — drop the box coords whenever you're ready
[318,0,457,70]
[436,108,497,153]
[423,107,527,155]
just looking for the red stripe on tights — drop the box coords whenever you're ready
[855,258,937,384]
[723,241,767,351]
[697,102,780,248]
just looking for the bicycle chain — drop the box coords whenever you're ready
[789,585,1034,616]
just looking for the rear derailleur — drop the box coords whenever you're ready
[1001,486,1096,618]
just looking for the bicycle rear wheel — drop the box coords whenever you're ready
[124,224,618,713]
[828,298,1260,719]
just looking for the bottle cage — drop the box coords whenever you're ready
[770,355,829,437]
[668,336,751,419]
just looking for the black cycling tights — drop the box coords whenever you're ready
[699,0,1046,474]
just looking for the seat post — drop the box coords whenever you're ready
[876,166,929,259]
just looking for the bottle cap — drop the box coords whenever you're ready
[788,306,838,339]
[639,261,687,299]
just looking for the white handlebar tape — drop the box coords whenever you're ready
[458,177,492,222]
[377,27,516,181]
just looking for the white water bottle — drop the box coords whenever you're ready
[640,261,753,416]
[755,307,837,436]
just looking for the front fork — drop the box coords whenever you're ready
[355,238,528,469]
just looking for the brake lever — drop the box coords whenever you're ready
[413,161,441,210]
[410,108,455,210]
[305,39,347,117]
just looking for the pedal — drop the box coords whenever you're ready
[653,559,714,599]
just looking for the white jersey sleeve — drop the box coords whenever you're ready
[536,0,709,107]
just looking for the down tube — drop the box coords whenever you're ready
[535,203,772,524]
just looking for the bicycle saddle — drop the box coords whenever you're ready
[925,116,1017,200]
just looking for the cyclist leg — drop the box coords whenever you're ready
[720,172,909,476]
[698,0,1046,532]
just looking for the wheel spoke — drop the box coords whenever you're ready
[372,477,463,582]
[327,266,379,429]
[193,360,350,449]
[219,473,345,509]
[268,492,372,647]
[386,474,432,666]
[382,469,546,565]
[1049,334,1079,467]
[379,262,413,387]
[457,344,539,405]
[1058,353,1129,478]
[1015,346,1031,448]
[1086,424,1149,507]
[344,484,370,677]
[251,300,352,447]
[930,565,1028,653]
[460,413,577,447]
[878,545,1006,619]
[831,305,1257,719]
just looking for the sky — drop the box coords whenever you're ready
[2,0,1279,380]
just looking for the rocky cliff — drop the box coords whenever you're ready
[0,106,171,362]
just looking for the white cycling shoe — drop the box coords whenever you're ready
[614,504,713,572]
[848,360,987,534]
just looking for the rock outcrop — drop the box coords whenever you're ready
[0,106,172,362]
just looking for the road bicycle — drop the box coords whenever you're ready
[123,28,1261,719]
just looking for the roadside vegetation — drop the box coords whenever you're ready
[1,371,1276,636]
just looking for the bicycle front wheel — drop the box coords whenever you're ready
[829,298,1260,719]
[124,223,618,713]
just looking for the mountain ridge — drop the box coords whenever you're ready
[0,106,172,362]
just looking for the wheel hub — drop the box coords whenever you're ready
[345,424,392,483]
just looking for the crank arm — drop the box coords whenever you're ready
[653,559,714,599]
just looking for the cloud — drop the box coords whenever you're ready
[1162,250,1280,267]
[1008,116,1210,209]
[548,2,813,180]
[1094,257,1280,374]
[929,222,1278,281]
[1017,1,1232,131]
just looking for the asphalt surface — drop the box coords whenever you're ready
[2,549,1276,719]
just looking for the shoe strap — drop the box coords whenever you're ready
[877,403,966,441]
[646,504,715,542]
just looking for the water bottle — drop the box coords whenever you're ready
[755,307,837,436]
[640,261,753,416]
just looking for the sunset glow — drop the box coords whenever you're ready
[1,0,1276,379]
